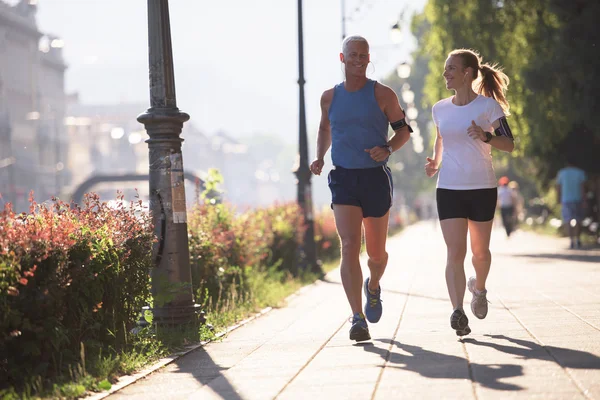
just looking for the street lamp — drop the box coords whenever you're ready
[341,0,347,42]
[138,0,199,324]
[294,0,320,275]
[390,21,403,44]
[396,62,411,79]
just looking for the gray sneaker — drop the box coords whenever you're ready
[467,276,489,319]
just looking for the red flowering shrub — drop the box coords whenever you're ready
[0,193,153,389]
[314,207,340,262]
[188,202,307,310]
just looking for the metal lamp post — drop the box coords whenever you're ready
[293,0,320,274]
[138,0,199,324]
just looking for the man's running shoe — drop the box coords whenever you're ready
[349,313,371,342]
[450,308,471,337]
[363,277,383,323]
[467,276,489,319]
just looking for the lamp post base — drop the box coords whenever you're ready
[150,303,204,326]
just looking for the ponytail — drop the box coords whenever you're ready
[449,49,511,115]
[477,63,510,115]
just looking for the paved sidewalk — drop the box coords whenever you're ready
[108,222,600,400]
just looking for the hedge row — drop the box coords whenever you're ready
[0,195,339,392]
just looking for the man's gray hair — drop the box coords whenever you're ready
[341,35,369,55]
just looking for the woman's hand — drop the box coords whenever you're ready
[425,157,439,177]
[467,120,486,141]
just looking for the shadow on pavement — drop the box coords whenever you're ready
[464,334,600,370]
[513,252,600,264]
[363,339,523,391]
[320,277,448,302]
[169,347,245,400]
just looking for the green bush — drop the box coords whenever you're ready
[188,201,306,312]
[0,194,153,390]
[0,170,342,396]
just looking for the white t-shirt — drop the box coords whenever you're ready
[432,95,505,190]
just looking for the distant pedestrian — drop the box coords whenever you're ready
[556,159,587,249]
[497,176,517,237]
[424,48,515,336]
[310,35,411,342]
[509,180,525,226]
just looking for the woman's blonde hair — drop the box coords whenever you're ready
[449,48,510,114]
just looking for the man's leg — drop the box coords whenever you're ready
[363,210,390,291]
[563,202,577,248]
[333,204,364,314]
[575,202,583,248]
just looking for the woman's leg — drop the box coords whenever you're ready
[468,219,494,291]
[439,218,469,309]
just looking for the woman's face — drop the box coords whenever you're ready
[443,56,468,90]
[341,41,370,77]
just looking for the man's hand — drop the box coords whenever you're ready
[364,146,390,162]
[310,158,325,175]
[467,120,485,141]
[425,157,439,178]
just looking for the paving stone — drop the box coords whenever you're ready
[107,223,600,400]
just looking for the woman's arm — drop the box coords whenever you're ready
[467,117,514,153]
[425,127,443,177]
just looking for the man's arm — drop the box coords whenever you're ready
[310,89,333,175]
[316,90,333,160]
[381,85,411,152]
[364,84,411,162]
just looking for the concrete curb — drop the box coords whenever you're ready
[85,306,273,400]
[85,274,332,400]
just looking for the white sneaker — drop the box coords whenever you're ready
[467,276,488,319]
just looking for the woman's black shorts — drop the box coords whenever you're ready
[436,188,497,222]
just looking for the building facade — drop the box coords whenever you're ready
[0,0,66,212]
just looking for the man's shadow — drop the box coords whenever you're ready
[463,334,600,369]
[361,339,524,391]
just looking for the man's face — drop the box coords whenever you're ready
[340,41,369,77]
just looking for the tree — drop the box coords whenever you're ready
[416,0,600,195]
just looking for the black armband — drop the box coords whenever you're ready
[494,116,514,139]
[390,118,413,133]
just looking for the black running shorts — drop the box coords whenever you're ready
[328,165,393,218]
[436,188,497,222]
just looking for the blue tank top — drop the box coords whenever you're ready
[329,79,389,169]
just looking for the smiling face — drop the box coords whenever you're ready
[443,55,469,90]
[340,40,370,78]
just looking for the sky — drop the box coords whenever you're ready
[31,0,426,144]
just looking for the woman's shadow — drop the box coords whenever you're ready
[463,334,600,369]
[361,339,524,391]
